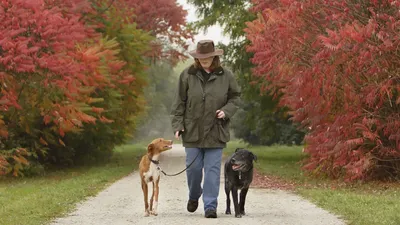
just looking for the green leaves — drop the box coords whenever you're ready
[189,0,303,146]
[188,0,255,40]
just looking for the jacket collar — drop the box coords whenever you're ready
[188,65,224,76]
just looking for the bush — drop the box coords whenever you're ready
[246,0,400,181]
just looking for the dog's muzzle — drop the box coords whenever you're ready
[231,159,248,171]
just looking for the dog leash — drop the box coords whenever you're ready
[157,150,201,177]
[153,118,224,176]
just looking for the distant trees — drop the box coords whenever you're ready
[187,0,305,146]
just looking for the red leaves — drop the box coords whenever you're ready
[0,2,112,138]
[250,168,296,190]
[0,148,29,176]
[9,28,27,38]
[118,0,194,64]
[39,137,49,146]
[91,107,104,114]
[0,156,9,176]
[246,0,400,181]
[99,116,113,123]
[345,138,364,148]
[0,0,193,177]
[0,117,8,138]
[13,0,44,10]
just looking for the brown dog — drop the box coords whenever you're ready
[139,138,173,216]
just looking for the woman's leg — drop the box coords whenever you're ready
[185,148,204,210]
[202,148,223,211]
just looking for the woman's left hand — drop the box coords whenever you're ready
[216,110,225,119]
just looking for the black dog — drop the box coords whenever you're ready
[224,148,257,218]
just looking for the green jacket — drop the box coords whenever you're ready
[170,65,241,148]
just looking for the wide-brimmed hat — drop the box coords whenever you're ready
[189,40,224,59]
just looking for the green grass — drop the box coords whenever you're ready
[299,187,400,225]
[226,140,400,225]
[0,143,146,225]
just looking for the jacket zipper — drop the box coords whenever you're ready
[197,73,206,101]
[200,84,205,101]
[197,73,207,142]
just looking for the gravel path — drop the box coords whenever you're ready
[50,144,346,225]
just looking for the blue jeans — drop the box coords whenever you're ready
[185,147,223,211]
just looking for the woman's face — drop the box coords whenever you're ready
[198,56,214,69]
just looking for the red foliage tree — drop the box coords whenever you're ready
[0,0,131,175]
[0,0,193,175]
[0,0,122,130]
[245,0,400,181]
[109,0,193,64]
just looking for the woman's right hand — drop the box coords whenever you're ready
[175,130,184,140]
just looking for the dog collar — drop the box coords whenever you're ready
[148,156,160,165]
[149,156,161,171]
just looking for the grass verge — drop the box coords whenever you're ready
[0,143,145,225]
[225,140,400,225]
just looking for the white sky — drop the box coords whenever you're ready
[177,0,231,48]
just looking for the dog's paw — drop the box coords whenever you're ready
[150,210,158,216]
[225,209,231,215]
[144,210,150,217]
[235,213,242,218]
[240,210,246,216]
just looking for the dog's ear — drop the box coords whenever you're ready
[251,152,257,162]
[147,143,154,153]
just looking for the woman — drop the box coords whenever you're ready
[170,40,241,218]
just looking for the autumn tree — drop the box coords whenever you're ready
[122,0,193,64]
[0,0,116,174]
[0,0,193,175]
[246,0,400,181]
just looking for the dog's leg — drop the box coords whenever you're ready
[150,178,159,216]
[225,182,231,215]
[149,181,154,213]
[141,179,150,217]
[239,187,249,215]
[232,186,241,218]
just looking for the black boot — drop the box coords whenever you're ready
[205,208,217,218]
[187,200,198,213]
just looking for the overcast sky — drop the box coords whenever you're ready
[177,0,231,47]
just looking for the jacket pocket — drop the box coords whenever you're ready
[183,119,199,142]
[217,119,230,143]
